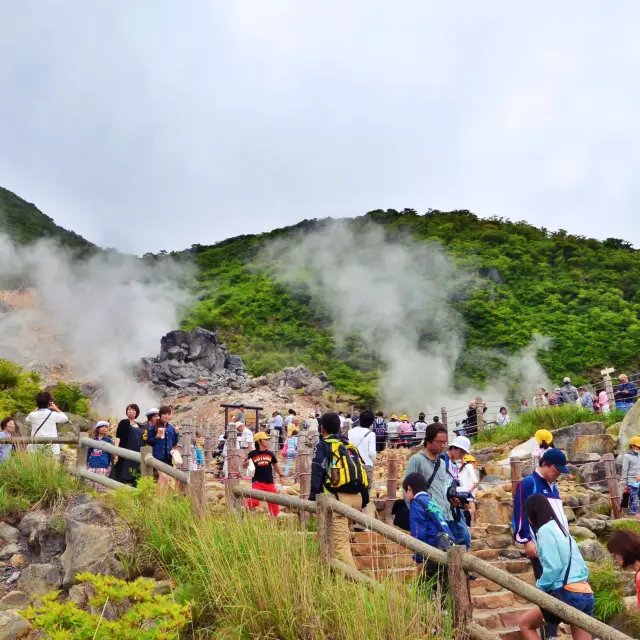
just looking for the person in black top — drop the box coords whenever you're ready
[111,403,142,485]
[242,431,284,517]
[391,498,411,531]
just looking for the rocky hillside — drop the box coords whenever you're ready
[0,186,95,254]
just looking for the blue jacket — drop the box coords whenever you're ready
[145,424,179,461]
[535,521,590,592]
[409,492,454,563]
[615,382,638,403]
[512,471,566,544]
[87,436,114,468]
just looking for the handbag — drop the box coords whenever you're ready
[281,443,289,457]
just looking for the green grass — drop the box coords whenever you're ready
[589,561,625,623]
[0,450,81,516]
[474,406,626,447]
[110,480,449,640]
[610,519,640,535]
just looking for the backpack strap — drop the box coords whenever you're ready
[419,453,441,493]
[32,410,53,438]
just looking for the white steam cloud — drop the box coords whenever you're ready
[263,220,550,423]
[0,236,192,416]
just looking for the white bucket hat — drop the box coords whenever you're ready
[450,435,471,454]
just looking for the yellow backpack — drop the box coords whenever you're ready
[323,437,369,492]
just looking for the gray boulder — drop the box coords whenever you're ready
[616,400,640,454]
[0,610,30,639]
[17,512,46,538]
[60,520,125,588]
[35,517,67,562]
[577,540,607,562]
[16,563,62,598]
[0,524,19,545]
[0,545,19,561]
[0,592,29,612]
[551,422,616,460]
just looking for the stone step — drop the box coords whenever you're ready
[496,628,523,640]
[472,590,515,610]
[473,604,537,630]
[363,565,418,583]
[354,553,415,571]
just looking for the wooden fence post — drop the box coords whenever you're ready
[385,450,398,524]
[510,456,522,498]
[298,440,312,524]
[475,395,484,432]
[189,468,206,520]
[601,367,616,413]
[140,446,153,479]
[225,422,240,512]
[602,453,621,519]
[76,431,89,482]
[316,494,333,565]
[441,406,448,433]
[296,432,306,481]
[534,388,543,408]
[448,545,473,640]
[203,420,213,472]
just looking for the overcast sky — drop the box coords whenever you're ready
[1,2,639,254]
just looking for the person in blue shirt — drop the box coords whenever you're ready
[146,405,179,465]
[403,471,455,599]
[512,448,570,640]
[519,493,594,640]
[614,374,638,412]
[87,421,114,493]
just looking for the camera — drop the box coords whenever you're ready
[447,480,474,506]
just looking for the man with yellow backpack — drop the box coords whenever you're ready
[309,412,370,568]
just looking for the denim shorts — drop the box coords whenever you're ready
[541,588,595,626]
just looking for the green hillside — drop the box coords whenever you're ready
[0,186,95,253]
[170,209,640,403]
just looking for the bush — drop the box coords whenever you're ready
[111,484,449,639]
[51,381,90,416]
[22,572,191,639]
[0,362,41,417]
[0,450,81,516]
[0,359,22,390]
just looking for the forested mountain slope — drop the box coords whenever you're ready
[0,186,95,253]
[176,209,640,403]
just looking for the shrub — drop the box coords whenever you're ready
[0,450,81,515]
[0,364,41,416]
[51,381,90,416]
[22,572,191,639]
[0,359,22,390]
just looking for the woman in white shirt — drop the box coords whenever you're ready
[458,454,479,526]
[26,391,69,455]
[496,406,510,426]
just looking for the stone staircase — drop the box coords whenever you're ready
[349,524,546,640]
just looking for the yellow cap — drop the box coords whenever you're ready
[463,454,477,464]
[253,431,270,442]
[400,414,409,421]
[630,436,640,448]
[391,414,398,420]
[535,429,553,445]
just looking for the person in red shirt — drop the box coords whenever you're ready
[242,431,284,517]
[607,530,640,609]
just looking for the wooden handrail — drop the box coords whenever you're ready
[75,468,132,491]
[233,485,633,640]
[79,437,141,463]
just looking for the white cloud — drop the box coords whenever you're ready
[0,0,639,252]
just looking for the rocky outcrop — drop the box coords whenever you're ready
[251,365,332,397]
[616,400,640,454]
[551,422,616,460]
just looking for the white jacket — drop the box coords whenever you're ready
[348,427,376,467]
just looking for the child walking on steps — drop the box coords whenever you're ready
[518,494,595,640]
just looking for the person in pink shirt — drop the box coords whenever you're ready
[398,414,413,448]
[598,390,610,415]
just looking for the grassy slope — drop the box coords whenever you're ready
[179,209,640,403]
[0,186,95,253]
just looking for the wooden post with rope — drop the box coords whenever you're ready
[448,545,473,640]
[189,468,206,520]
[441,406,448,433]
[510,456,522,498]
[140,445,153,479]
[475,395,484,433]
[534,388,543,408]
[225,422,240,512]
[385,450,398,524]
[602,453,621,519]
[601,367,616,413]
[75,431,89,482]
[203,419,213,472]
[316,494,333,565]
[297,436,312,524]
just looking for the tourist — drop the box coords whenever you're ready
[432,415,440,423]
[513,448,570,640]
[111,404,143,484]
[466,401,487,434]
[26,391,69,456]
[141,407,159,434]
[309,412,369,568]
[441,435,472,550]
[287,417,300,437]
[622,436,640,516]
[243,431,284,517]
[194,431,205,469]
[391,497,411,531]
[387,414,400,447]
[306,413,319,436]
[237,421,254,467]
[615,374,638,412]
[0,417,16,463]
[338,411,346,431]
[532,429,553,469]
[549,388,561,406]
[606,530,640,609]
[458,454,479,527]
[404,424,461,547]
[146,406,179,466]
[373,412,387,452]
[598,389,610,415]
[233,406,246,426]
[496,406,510,426]
[86,421,113,492]
[558,377,579,405]
[517,398,529,414]
[578,387,594,412]
[283,409,296,445]
[518,493,594,640]
[413,412,428,447]
[343,413,353,430]
[348,409,376,515]
[398,414,413,448]
[403,471,455,594]
[283,424,299,476]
